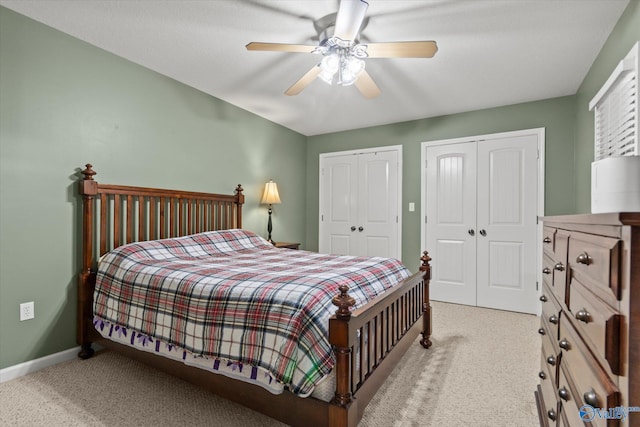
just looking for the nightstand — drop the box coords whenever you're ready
[274,242,300,250]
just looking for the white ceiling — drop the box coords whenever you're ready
[1,0,629,136]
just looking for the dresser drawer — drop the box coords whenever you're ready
[558,364,620,427]
[543,226,557,258]
[557,365,588,427]
[567,231,621,305]
[539,360,559,425]
[558,317,621,426]
[542,254,554,289]
[568,277,622,375]
[543,253,567,306]
[541,325,559,385]
[541,283,561,342]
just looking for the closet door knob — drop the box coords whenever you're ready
[539,295,548,302]
[558,387,570,401]
[546,355,556,366]
[548,315,558,325]
[554,262,565,272]
[351,226,356,231]
[468,229,475,236]
[542,267,551,275]
[543,236,552,243]
[479,229,487,236]
[538,371,546,380]
[559,339,571,350]
[538,328,546,336]
[358,226,364,232]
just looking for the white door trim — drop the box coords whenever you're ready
[420,128,545,312]
[319,145,403,259]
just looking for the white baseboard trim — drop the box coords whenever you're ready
[0,346,80,383]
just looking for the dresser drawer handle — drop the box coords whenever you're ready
[575,309,592,324]
[583,389,600,408]
[547,409,557,421]
[559,386,570,401]
[543,236,552,244]
[576,252,591,265]
[539,295,548,302]
[542,267,551,275]
[554,262,565,272]
[546,355,556,366]
[538,371,546,380]
[538,328,546,336]
[548,315,558,325]
[559,339,571,351]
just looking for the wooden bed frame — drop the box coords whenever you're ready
[77,164,432,427]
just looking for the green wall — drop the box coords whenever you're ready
[305,96,577,272]
[0,7,307,369]
[574,0,640,213]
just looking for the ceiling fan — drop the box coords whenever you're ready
[246,0,438,99]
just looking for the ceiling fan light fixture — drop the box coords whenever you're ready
[321,53,340,73]
[339,56,365,86]
[345,56,365,75]
[318,69,335,85]
[319,53,340,84]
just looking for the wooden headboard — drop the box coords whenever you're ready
[77,163,245,356]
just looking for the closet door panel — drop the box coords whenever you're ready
[476,134,539,314]
[319,155,358,255]
[426,142,477,306]
[358,151,399,258]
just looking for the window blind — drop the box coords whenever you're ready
[590,42,638,161]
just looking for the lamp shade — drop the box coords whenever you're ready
[260,180,281,205]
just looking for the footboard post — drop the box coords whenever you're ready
[328,285,356,426]
[78,164,98,359]
[419,251,432,349]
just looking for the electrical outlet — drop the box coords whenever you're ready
[20,302,34,321]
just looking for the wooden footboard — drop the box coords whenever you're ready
[328,252,431,426]
[77,164,432,427]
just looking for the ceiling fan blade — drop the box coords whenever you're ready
[285,65,322,96]
[246,42,317,53]
[355,70,380,99]
[365,41,438,58]
[334,0,369,41]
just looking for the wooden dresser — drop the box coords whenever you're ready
[535,213,639,427]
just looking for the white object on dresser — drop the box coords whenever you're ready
[591,156,640,213]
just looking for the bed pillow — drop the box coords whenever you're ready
[101,229,274,262]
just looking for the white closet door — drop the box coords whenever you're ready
[319,154,359,255]
[319,147,402,258]
[426,142,477,306]
[476,134,539,314]
[357,151,399,258]
[423,129,542,314]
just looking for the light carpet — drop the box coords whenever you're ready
[0,302,541,426]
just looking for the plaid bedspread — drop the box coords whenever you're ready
[94,229,410,395]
